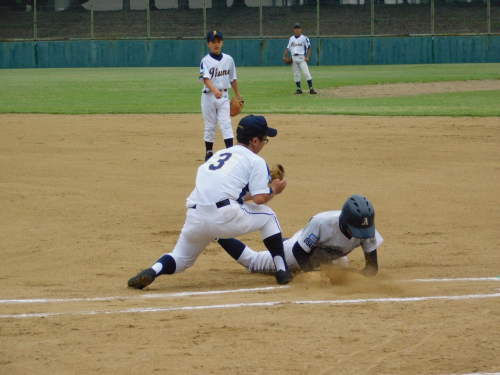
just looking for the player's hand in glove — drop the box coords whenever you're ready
[269,164,285,181]
[271,177,287,195]
[283,57,293,65]
[230,95,244,117]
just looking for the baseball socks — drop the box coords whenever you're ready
[308,80,317,94]
[263,233,293,285]
[224,138,233,148]
[205,141,214,162]
[217,238,246,261]
[294,82,302,94]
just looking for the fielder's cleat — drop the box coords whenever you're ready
[310,89,317,94]
[294,89,303,94]
[127,268,156,290]
[205,150,214,162]
[275,269,293,285]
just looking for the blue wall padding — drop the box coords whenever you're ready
[1,36,499,69]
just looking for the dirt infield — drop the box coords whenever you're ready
[1,114,499,374]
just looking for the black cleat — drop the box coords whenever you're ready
[294,89,303,94]
[205,150,214,162]
[275,270,293,285]
[310,89,317,94]
[128,268,157,290]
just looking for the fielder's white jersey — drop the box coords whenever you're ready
[287,35,310,56]
[296,211,384,258]
[186,145,271,207]
[199,53,237,93]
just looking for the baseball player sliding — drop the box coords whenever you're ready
[128,115,293,290]
[200,30,242,162]
[283,23,317,95]
[217,195,383,277]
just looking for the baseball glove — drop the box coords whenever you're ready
[270,164,285,181]
[283,57,293,65]
[230,95,244,117]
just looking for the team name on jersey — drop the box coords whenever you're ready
[290,42,303,47]
[303,233,318,248]
[209,67,230,79]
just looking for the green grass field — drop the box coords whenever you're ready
[1,63,499,116]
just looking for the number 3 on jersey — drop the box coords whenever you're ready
[209,153,232,170]
[205,152,243,175]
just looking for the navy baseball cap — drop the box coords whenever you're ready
[207,30,223,42]
[237,115,277,139]
[294,23,302,28]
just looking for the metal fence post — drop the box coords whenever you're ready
[371,0,374,36]
[487,0,491,34]
[203,0,207,38]
[91,0,94,40]
[259,0,263,38]
[147,1,150,39]
[316,0,320,37]
[431,0,434,35]
[34,0,37,40]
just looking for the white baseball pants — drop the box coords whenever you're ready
[237,232,349,274]
[167,201,282,273]
[201,90,233,143]
[292,55,312,82]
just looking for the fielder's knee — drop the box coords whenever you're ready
[157,253,192,274]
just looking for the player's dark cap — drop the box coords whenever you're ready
[207,30,224,42]
[339,194,375,239]
[237,115,277,139]
[294,23,302,28]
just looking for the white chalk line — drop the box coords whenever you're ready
[0,286,289,305]
[404,277,500,283]
[1,291,500,320]
[0,276,497,306]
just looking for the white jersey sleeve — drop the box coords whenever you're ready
[199,53,237,92]
[360,231,384,254]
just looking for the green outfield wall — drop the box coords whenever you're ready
[1,36,499,69]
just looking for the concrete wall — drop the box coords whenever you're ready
[1,36,499,69]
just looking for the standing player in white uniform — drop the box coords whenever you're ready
[200,30,242,162]
[128,115,294,289]
[217,195,383,277]
[283,23,317,95]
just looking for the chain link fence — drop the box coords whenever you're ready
[0,0,499,40]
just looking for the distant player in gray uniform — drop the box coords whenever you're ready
[283,23,317,95]
[217,194,382,277]
[200,30,242,162]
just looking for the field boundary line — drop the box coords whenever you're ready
[0,286,290,305]
[403,277,500,282]
[1,277,498,305]
[1,291,500,320]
